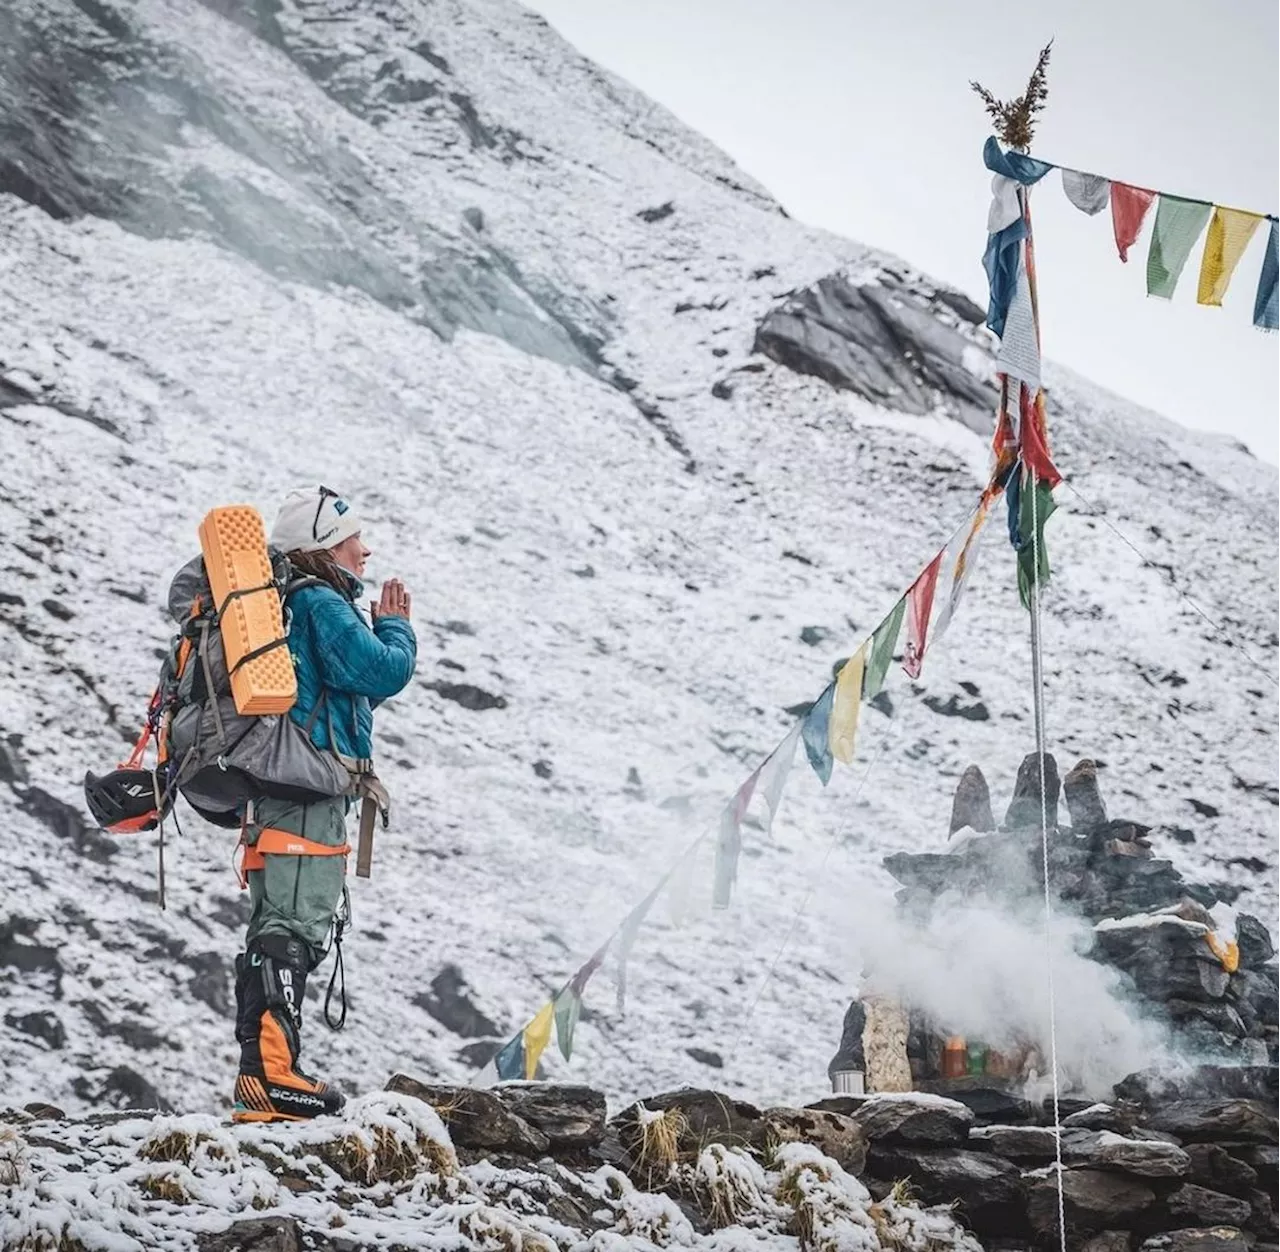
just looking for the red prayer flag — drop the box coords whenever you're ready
[1111,183,1157,262]
[1018,385,1062,489]
[903,552,943,680]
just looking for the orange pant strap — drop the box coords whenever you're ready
[236,826,351,889]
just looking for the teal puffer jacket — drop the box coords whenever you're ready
[285,576,416,761]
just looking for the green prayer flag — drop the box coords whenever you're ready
[553,987,582,1061]
[1017,476,1057,609]
[1147,195,1212,299]
[862,599,906,698]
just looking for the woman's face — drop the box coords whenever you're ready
[329,533,371,580]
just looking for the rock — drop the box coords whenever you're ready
[1233,1143,1278,1199]
[1165,1184,1254,1228]
[1115,1066,1279,1107]
[612,1088,762,1158]
[23,1102,65,1119]
[866,1145,1023,1223]
[1185,1144,1259,1197]
[1004,751,1060,830]
[21,784,122,867]
[411,964,500,1038]
[1236,914,1275,967]
[759,1107,867,1175]
[1165,1000,1247,1038]
[1141,1100,1278,1144]
[1233,969,1279,1030]
[752,273,996,431]
[685,1047,722,1069]
[5,1009,65,1049]
[492,1084,606,1150]
[1138,1231,1253,1252]
[924,694,991,722]
[1065,759,1108,830]
[949,765,995,835]
[197,1217,303,1252]
[424,680,507,711]
[97,1066,169,1112]
[384,1074,549,1154]
[1028,1169,1156,1234]
[968,1123,1061,1161]
[1245,1189,1279,1240]
[185,951,232,1016]
[636,201,674,223]
[1063,1104,1139,1134]
[933,1082,1035,1126]
[851,1093,973,1146]
[826,1000,866,1078]
[1081,1235,1133,1252]
[1085,1132,1191,1178]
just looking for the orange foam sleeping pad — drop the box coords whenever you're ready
[198,505,297,716]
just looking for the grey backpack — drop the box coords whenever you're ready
[157,552,352,828]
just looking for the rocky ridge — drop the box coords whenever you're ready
[4,1065,1277,1251]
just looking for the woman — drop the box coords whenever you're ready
[232,485,416,1123]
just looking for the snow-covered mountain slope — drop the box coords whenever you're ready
[1,0,1276,1121]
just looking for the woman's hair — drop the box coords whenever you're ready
[286,548,353,598]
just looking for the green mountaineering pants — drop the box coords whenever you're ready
[244,795,349,967]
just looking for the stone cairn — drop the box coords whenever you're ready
[814,753,1279,1249]
[830,755,1277,1081]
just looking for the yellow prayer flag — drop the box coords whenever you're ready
[828,642,868,765]
[1197,207,1264,307]
[522,1000,556,1080]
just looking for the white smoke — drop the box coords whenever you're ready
[835,886,1177,1100]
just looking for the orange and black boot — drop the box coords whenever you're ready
[232,936,344,1123]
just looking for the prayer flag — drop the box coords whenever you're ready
[1016,470,1058,609]
[615,878,667,1011]
[932,500,991,645]
[829,642,868,765]
[801,684,835,786]
[1111,183,1157,262]
[1197,207,1264,307]
[983,217,1029,338]
[713,771,758,909]
[1254,219,1278,331]
[494,1034,525,1082]
[995,255,1041,390]
[988,173,1023,233]
[522,1000,555,1080]
[1061,168,1109,216]
[756,723,802,833]
[553,986,582,1061]
[982,136,1052,185]
[1146,195,1212,299]
[1019,385,1061,488]
[863,599,906,699]
[903,553,943,680]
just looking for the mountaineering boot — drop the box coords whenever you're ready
[232,935,344,1123]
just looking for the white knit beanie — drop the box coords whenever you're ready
[269,485,363,553]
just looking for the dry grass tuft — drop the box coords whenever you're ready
[139,1129,196,1164]
[137,1169,190,1204]
[685,1143,767,1230]
[776,1156,831,1249]
[457,1204,557,1251]
[971,40,1053,151]
[317,1122,456,1186]
[634,1106,686,1185]
[0,1126,26,1187]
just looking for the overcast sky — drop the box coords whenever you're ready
[528,0,1279,463]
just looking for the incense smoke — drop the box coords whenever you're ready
[836,890,1177,1099]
